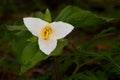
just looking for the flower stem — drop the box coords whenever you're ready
[54,57,61,80]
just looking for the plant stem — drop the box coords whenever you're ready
[54,57,61,80]
[69,58,96,80]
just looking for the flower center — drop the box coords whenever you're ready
[40,25,52,40]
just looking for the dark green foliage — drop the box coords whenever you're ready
[0,1,120,79]
[55,6,107,27]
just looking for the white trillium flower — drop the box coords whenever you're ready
[23,17,74,55]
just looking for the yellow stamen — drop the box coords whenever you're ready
[40,25,52,40]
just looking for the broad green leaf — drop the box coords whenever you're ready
[55,6,107,27]
[32,11,45,19]
[44,9,52,22]
[20,39,68,74]
[27,36,38,42]
[20,50,47,74]
[12,31,32,61]
[7,25,27,31]
[50,39,68,56]
[21,42,38,64]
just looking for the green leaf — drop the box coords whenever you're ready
[21,42,38,64]
[12,31,32,61]
[50,39,68,56]
[20,39,67,74]
[55,6,107,27]
[7,25,27,31]
[27,36,38,42]
[44,9,52,22]
[20,50,47,75]
[32,11,45,19]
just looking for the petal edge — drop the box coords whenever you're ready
[38,38,57,55]
[23,17,48,36]
[50,21,74,39]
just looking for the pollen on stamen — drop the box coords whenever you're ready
[40,25,52,40]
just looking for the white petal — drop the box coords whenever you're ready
[50,21,74,39]
[23,17,48,36]
[38,38,57,55]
